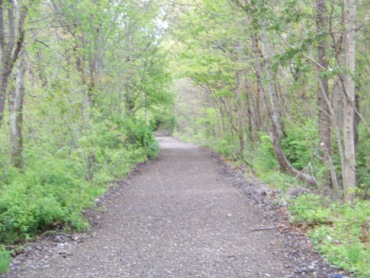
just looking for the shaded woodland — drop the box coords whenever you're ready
[0,0,173,248]
[172,0,370,202]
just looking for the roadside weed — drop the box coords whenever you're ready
[290,194,370,277]
[0,250,11,274]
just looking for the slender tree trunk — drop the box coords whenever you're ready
[259,22,317,186]
[332,78,344,127]
[252,87,262,132]
[332,12,345,129]
[316,0,333,190]
[316,0,331,157]
[320,142,340,197]
[0,0,8,125]
[235,105,245,160]
[212,101,222,138]
[354,94,360,152]
[0,0,28,127]
[219,104,226,136]
[251,32,270,119]
[342,0,356,203]
[0,72,10,124]
[245,88,254,142]
[243,72,259,141]
[9,53,25,169]
[261,21,283,141]
[235,46,245,160]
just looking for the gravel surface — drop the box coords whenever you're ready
[2,137,350,277]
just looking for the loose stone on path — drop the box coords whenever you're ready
[2,137,344,278]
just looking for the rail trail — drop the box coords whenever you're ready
[4,137,341,277]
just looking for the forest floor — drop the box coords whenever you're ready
[2,137,349,278]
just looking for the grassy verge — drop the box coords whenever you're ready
[289,195,370,277]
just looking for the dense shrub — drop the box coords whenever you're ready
[281,120,316,171]
[290,194,370,277]
[214,135,239,157]
[0,249,11,274]
[251,133,279,173]
[0,117,159,246]
[357,125,370,198]
[119,118,159,159]
[0,156,99,243]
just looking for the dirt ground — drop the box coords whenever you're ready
[2,137,349,277]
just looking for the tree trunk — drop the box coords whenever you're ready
[235,45,245,160]
[243,72,259,141]
[332,13,345,129]
[259,22,317,186]
[0,72,10,124]
[9,53,25,169]
[342,0,357,203]
[245,87,254,142]
[261,21,283,141]
[316,0,331,159]
[332,78,344,127]
[252,87,262,133]
[354,93,360,152]
[0,0,28,127]
[219,104,226,136]
[251,32,270,119]
[320,142,340,197]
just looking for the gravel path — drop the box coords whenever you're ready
[2,137,344,277]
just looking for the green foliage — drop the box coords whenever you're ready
[123,119,160,159]
[0,0,171,274]
[246,133,309,192]
[259,171,298,192]
[290,194,370,276]
[0,250,11,274]
[0,115,160,246]
[357,125,370,198]
[251,133,279,173]
[212,135,239,157]
[0,157,96,243]
[282,120,315,170]
[289,194,333,225]
[78,114,161,180]
[171,0,370,276]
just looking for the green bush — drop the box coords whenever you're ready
[356,125,370,198]
[259,171,298,192]
[0,157,98,243]
[289,194,333,225]
[252,133,279,173]
[282,120,315,171]
[215,135,239,157]
[289,194,370,277]
[122,118,160,159]
[0,116,160,249]
[0,250,11,274]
